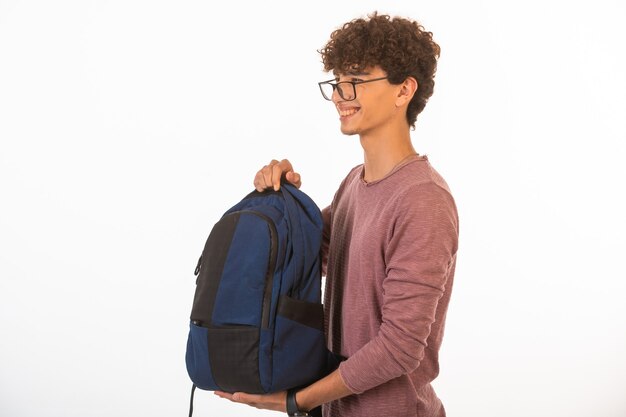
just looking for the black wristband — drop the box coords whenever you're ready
[286,388,309,416]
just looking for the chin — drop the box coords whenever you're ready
[340,126,359,136]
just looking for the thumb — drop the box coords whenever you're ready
[232,392,257,403]
[232,392,244,402]
[286,171,302,188]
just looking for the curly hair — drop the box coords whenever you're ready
[319,12,441,128]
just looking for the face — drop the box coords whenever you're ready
[331,66,401,137]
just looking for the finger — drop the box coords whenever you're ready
[271,163,285,191]
[254,170,266,192]
[272,159,294,191]
[233,392,249,402]
[286,171,302,188]
[268,159,282,190]
[260,164,274,190]
[232,392,261,404]
[214,391,235,401]
[277,159,294,175]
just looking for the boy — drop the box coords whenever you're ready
[216,12,459,417]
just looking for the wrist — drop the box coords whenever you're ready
[295,389,314,412]
[286,388,310,416]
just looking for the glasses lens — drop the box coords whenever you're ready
[319,83,335,100]
[319,81,357,101]
[337,82,355,101]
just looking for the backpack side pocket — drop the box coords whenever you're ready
[271,295,328,391]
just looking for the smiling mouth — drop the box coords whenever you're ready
[339,107,360,117]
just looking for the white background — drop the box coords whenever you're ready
[1,1,625,416]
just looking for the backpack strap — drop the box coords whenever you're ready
[280,184,306,297]
[188,384,196,417]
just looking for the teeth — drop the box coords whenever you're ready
[339,108,358,117]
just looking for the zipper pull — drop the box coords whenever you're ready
[194,255,202,276]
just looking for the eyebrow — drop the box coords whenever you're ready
[347,70,370,76]
[333,70,371,79]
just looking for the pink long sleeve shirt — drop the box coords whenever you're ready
[321,155,459,417]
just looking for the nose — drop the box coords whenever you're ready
[331,87,343,103]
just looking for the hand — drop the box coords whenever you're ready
[214,390,287,412]
[254,159,302,192]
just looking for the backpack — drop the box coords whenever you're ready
[185,184,334,414]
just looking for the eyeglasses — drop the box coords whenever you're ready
[318,76,389,101]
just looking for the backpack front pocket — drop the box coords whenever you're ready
[211,211,277,328]
[207,325,263,394]
[185,321,218,390]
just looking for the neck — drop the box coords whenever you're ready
[360,124,417,183]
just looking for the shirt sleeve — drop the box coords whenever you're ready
[338,182,459,394]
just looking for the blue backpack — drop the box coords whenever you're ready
[186,184,334,413]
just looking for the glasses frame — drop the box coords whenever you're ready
[318,76,389,101]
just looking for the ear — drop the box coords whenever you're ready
[395,76,418,107]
